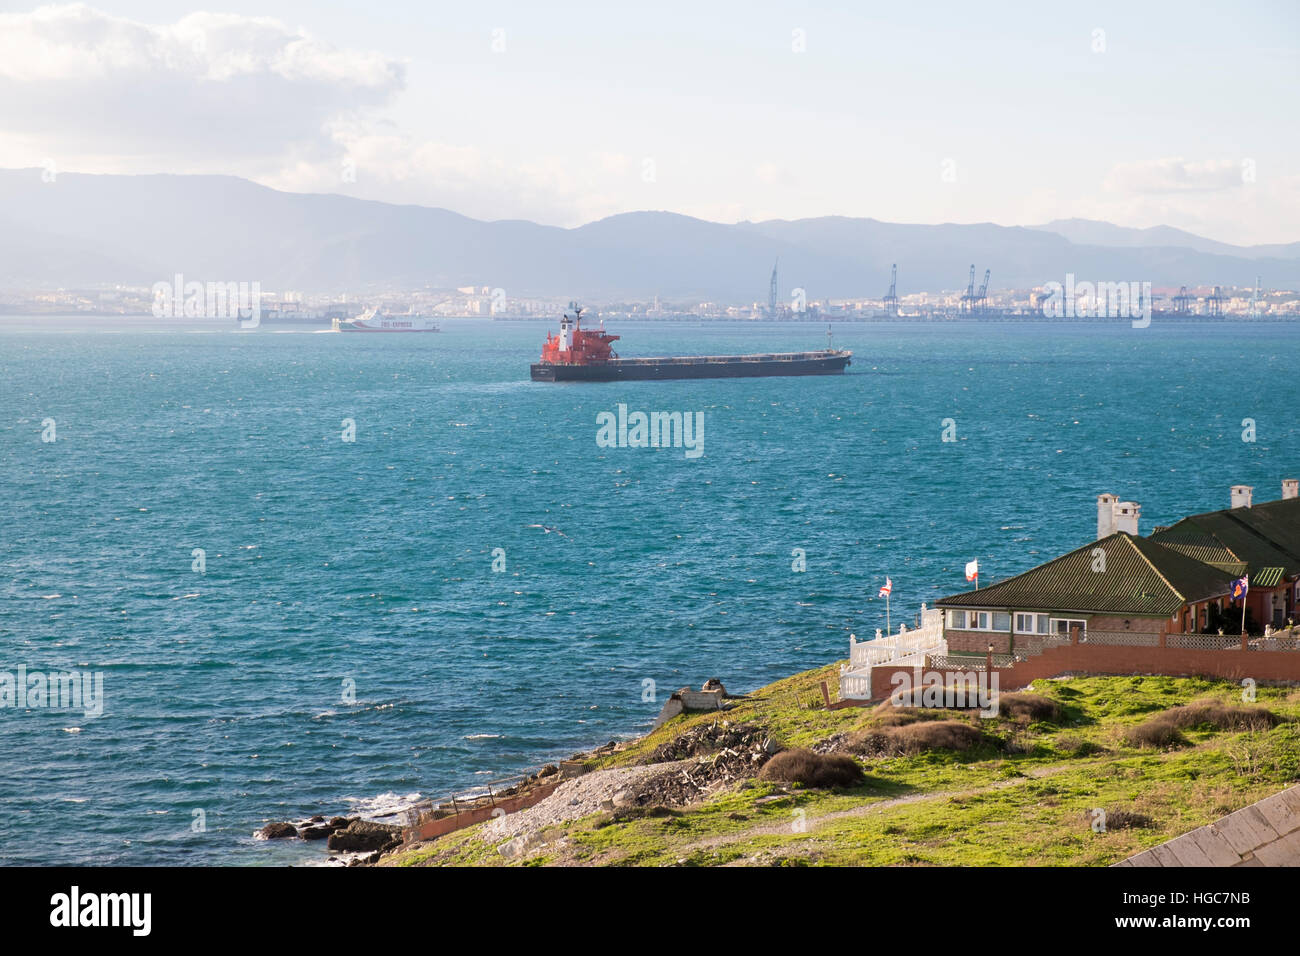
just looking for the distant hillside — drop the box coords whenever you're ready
[1030,218,1300,260]
[1,169,1297,299]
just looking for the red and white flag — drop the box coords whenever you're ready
[965,560,979,582]
[878,578,892,598]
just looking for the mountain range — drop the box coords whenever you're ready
[1,169,1296,301]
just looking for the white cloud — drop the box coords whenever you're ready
[1013,159,1299,247]
[0,4,404,166]
[1102,158,1246,194]
[0,4,645,225]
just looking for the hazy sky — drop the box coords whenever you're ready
[1,1,1296,243]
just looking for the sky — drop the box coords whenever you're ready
[0,1,1297,244]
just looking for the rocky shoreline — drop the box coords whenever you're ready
[256,814,408,865]
[259,681,743,866]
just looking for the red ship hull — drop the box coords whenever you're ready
[530,304,850,381]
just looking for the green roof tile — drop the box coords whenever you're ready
[936,532,1235,616]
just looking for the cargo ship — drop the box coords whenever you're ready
[333,308,440,332]
[530,304,851,381]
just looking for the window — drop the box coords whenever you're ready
[950,610,1012,631]
[1052,618,1087,637]
[1015,613,1050,634]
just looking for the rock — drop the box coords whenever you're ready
[328,817,349,829]
[611,789,637,809]
[308,815,325,823]
[326,819,404,853]
[257,822,298,840]
[538,764,559,778]
[300,826,332,841]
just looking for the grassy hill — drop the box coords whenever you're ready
[383,666,1300,867]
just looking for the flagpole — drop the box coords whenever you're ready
[886,591,891,636]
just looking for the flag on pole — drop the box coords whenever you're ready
[965,560,979,582]
[878,578,892,597]
[1230,576,1249,601]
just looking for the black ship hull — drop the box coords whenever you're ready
[531,350,851,382]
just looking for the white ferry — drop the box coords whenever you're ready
[334,308,440,332]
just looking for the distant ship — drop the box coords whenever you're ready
[333,308,440,332]
[530,304,851,381]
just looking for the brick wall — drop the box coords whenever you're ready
[946,629,1012,654]
[868,642,1300,701]
[1089,615,1165,633]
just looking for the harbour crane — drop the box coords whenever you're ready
[883,263,899,316]
[975,269,991,314]
[960,264,976,314]
[1207,285,1225,317]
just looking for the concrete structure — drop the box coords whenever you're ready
[1117,785,1300,867]
[651,681,727,729]
[1231,485,1254,509]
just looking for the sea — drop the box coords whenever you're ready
[1,315,1295,865]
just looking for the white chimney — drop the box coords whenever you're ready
[1283,479,1298,501]
[1113,501,1140,535]
[1097,493,1118,539]
[1231,485,1254,509]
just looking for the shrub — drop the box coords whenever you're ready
[1125,720,1188,749]
[758,749,865,788]
[1055,734,1104,757]
[1162,700,1279,732]
[848,720,985,757]
[1125,700,1279,748]
[997,693,1063,723]
[1084,808,1153,830]
[874,709,923,727]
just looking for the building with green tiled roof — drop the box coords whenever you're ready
[935,484,1300,651]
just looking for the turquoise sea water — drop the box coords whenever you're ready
[1,317,1296,865]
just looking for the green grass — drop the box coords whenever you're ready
[382,669,1300,867]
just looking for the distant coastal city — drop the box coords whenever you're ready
[5,272,1298,323]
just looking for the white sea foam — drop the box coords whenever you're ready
[341,791,424,823]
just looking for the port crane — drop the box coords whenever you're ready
[975,269,991,314]
[883,263,899,316]
[959,264,977,314]
[1207,285,1225,317]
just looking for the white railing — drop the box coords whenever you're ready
[840,673,872,699]
[841,605,947,699]
[848,608,946,668]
